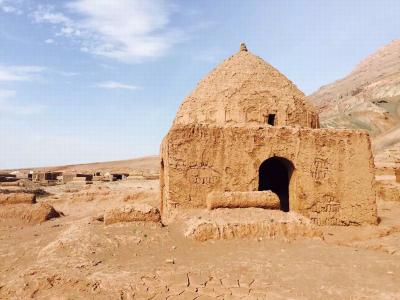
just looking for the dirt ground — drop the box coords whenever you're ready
[0,175,399,300]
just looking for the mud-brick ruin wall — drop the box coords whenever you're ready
[161,125,377,225]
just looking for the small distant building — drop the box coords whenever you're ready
[32,172,63,183]
[111,173,129,181]
[45,172,63,181]
[92,172,103,181]
[31,172,45,182]
[61,174,75,184]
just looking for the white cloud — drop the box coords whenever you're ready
[0,65,46,115]
[56,71,78,77]
[2,5,15,13]
[45,38,54,44]
[32,5,72,25]
[0,65,45,81]
[98,63,115,70]
[0,0,23,15]
[0,64,78,85]
[31,0,182,63]
[0,89,44,115]
[97,81,139,90]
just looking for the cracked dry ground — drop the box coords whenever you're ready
[0,179,400,299]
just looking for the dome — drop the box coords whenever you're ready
[173,44,319,128]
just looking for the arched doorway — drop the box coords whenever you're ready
[258,157,294,212]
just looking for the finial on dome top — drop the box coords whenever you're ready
[240,42,248,52]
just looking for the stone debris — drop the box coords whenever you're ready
[104,203,161,225]
[206,191,280,210]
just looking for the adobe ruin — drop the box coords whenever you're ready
[160,44,378,226]
[0,173,18,183]
[31,171,63,183]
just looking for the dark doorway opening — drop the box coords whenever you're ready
[258,157,293,212]
[267,114,276,126]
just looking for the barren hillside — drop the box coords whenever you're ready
[1,156,160,175]
[309,40,400,166]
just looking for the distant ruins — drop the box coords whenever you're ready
[160,44,378,226]
[1,168,157,187]
[0,173,18,183]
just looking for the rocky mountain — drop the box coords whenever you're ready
[309,40,400,167]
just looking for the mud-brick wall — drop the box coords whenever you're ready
[161,125,377,225]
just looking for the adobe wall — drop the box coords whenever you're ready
[174,92,320,128]
[160,125,377,225]
[172,50,320,129]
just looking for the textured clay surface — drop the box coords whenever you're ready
[162,125,377,226]
[206,191,280,210]
[0,191,36,205]
[104,203,161,225]
[0,162,399,299]
[0,203,60,224]
[184,208,322,241]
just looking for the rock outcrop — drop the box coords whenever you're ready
[309,40,400,162]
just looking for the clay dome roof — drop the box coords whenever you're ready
[173,44,319,128]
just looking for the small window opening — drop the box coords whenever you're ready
[267,114,276,126]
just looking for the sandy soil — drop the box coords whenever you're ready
[0,173,399,300]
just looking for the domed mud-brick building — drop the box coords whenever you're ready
[160,44,377,226]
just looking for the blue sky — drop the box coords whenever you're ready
[1,0,399,169]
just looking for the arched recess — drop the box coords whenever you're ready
[258,156,294,212]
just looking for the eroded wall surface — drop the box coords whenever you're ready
[173,51,319,128]
[161,125,377,226]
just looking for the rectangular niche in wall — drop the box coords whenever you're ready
[267,114,276,126]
